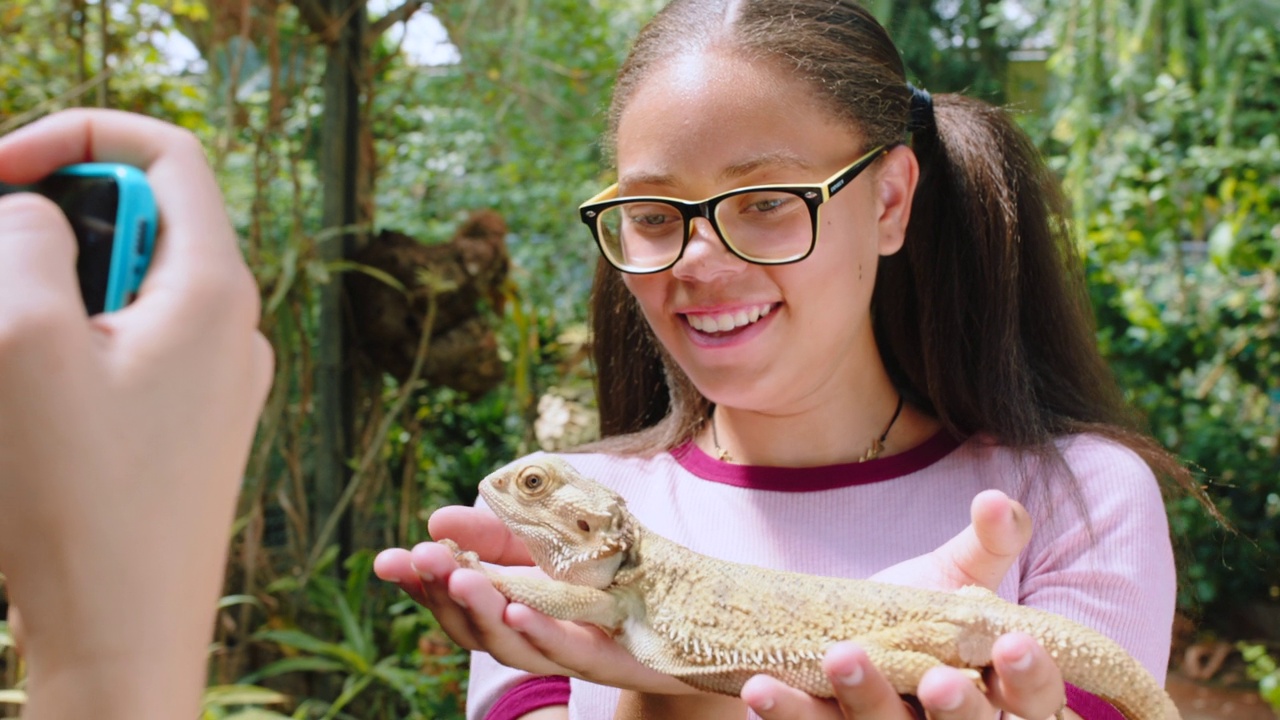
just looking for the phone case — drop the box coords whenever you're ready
[55,163,157,312]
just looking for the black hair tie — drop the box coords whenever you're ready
[906,84,935,134]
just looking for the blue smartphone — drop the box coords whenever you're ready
[0,163,157,314]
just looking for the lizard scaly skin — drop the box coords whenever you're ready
[443,456,1181,720]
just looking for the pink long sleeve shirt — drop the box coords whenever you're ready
[465,432,1177,720]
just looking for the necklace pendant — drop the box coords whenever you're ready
[859,438,884,463]
[717,448,733,463]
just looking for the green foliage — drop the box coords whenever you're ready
[869,0,1027,102]
[1239,642,1280,712]
[201,685,293,720]
[1046,0,1280,627]
[241,550,466,720]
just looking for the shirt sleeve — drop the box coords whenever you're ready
[1017,436,1177,684]
[485,675,571,720]
[1065,683,1126,720]
[466,649,559,720]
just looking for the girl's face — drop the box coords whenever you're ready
[615,49,915,415]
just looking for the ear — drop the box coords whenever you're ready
[874,144,919,257]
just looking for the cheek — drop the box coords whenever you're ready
[622,274,668,323]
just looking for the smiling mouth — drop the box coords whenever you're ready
[682,303,777,334]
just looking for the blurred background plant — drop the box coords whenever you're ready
[0,0,1275,716]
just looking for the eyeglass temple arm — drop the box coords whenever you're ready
[824,144,896,199]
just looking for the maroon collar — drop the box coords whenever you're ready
[671,430,963,492]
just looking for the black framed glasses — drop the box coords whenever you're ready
[578,144,894,274]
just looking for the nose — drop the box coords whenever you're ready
[671,216,747,282]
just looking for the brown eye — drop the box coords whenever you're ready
[520,469,546,492]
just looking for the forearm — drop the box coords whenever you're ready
[614,689,748,720]
[21,650,206,720]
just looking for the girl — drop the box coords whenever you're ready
[377,1,1197,718]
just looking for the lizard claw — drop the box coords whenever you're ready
[959,668,988,693]
[437,538,483,570]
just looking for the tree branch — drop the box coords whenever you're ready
[292,0,336,41]
[367,0,429,39]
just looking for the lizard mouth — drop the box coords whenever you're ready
[682,303,777,334]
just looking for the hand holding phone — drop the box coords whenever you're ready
[0,109,272,720]
[0,163,156,314]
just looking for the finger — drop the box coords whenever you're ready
[427,505,535,566]
[741,674,844,720]
[0,110,253,325]
[0,194,84,324]
[916,665,997,720]
[971,490,1033,560]
[823,642,920,719]
[374,544,489,653]
[505,603,694,694]
[373,548,433,606]
[446,568,569,676]
[0,109,206,188]
[986,632,1067,720]
[939,490,1032,591]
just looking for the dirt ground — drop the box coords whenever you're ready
[1167,671,1277,720]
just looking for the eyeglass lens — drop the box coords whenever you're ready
[596,189,813,270]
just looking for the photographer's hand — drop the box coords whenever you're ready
[0,109,273,720]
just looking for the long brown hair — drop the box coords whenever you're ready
[584,0,1204,508]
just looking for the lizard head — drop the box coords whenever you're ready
[478,456,635,589]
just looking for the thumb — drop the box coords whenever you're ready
[939,490,1034,591]
[0,193,82,318]
[427,505,536,566]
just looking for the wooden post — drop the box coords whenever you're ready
[314,0,366,562]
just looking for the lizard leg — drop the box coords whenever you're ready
[439,538,625,631]
[853,623,988,696]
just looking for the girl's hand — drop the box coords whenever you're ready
[741,490,1074,720]
[0,109,273,719]
[374,505,696,695]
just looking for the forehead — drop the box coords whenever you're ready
[614,49,859,188]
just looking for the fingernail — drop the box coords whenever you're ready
[749,697,774,712]
[1008,648,1033,672]
[836,662,864,687]
[450,593,468,609]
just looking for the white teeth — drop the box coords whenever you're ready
[685,304,775,333]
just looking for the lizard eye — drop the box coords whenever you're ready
[519,469,548,494]
[577,520,590,532]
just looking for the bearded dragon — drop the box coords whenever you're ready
[441,456,1181,720]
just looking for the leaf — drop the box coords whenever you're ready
[219,594,266,611]
[253,629,367,670]
[238,656,348,685]
[222,711,297,720]
[203,684,290,707]
[327,260,407,293]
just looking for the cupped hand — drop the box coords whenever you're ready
[740,490,1072,720]
[374,505,696,695]
[0,109,273,715]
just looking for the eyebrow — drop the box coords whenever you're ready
[617,150,815,196]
